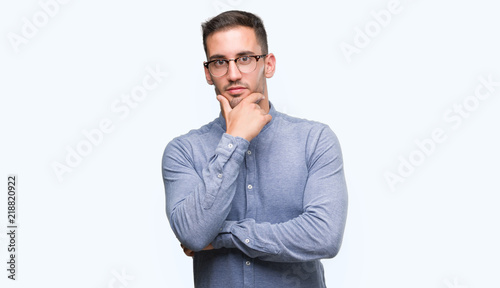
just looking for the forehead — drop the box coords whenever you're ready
[206,26,261,58]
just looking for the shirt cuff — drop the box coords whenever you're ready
[212,220,238,249]
[215,133,249,161]
[212,233,234,249]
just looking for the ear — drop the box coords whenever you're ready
[204,64,214,85]
[264,53,276,78]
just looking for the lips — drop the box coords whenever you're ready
[226,86,247,95]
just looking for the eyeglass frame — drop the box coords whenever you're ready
[203,54,268,77]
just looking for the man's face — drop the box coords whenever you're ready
[204,26,275,109]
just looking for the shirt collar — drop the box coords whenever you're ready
[218,101,278,133]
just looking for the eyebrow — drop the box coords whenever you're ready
[209,50,257,60]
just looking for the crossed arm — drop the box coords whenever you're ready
[163,94,348,261]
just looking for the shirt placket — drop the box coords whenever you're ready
[243,144,256,287]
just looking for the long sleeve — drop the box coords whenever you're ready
[212,126,348,262]
[162,133,249,251]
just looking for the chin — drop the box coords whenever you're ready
[225,92,247,107]
[229,97,243,108]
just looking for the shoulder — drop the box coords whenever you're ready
[275,111,339,143]
[163,117,222,161]
[273,111,343,170]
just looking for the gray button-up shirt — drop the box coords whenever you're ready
[162,103,348,287]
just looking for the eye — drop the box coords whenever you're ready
[213,60,226,67]
[238,56,252,64]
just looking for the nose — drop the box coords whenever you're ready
[226,60,242,81]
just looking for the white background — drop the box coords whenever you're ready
[1,0,499,287]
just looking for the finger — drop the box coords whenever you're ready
[184,248,194,257]
[182,246,194,257]
[202,243,214,250]
[217,95,232,116]
[243,92,266,105]
[264,114,272,124]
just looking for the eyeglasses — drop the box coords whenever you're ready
[204,54,268,77]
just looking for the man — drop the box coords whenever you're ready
[162,10,348,287]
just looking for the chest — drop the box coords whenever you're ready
[230,142,309,223]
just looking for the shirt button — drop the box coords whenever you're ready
[228,143,233,148]
[247,150,252,155]
[246,261,251,266]
[217,174,222,179]
[247,185,253,190]
[245,239,250,244]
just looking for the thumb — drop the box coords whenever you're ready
[244,92,266,104]
[217,95,232,116]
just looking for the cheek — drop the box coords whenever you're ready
[254,69,266,91]
[211,79,224,92]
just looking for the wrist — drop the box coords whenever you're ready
[226,129,252,142]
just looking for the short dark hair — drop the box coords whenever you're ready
[201,10,268,57]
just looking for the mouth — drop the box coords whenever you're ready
[226,86,247,95]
